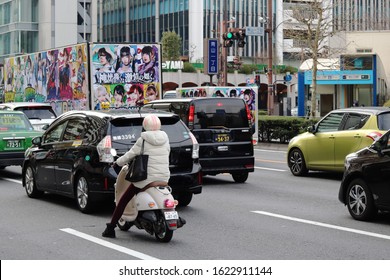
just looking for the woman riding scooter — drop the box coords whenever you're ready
[102,114,170,238]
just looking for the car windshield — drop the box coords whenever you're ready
[0,113,34,131]
[16,107,57,119]
[194,99,249,129]
[377,112,390,130]
[110,116,190,148]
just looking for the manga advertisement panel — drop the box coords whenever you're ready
[89,43,162,110]
[3,43,89,115]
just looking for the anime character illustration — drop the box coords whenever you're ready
[240,88,255,111]
[145,83,159,102]
[96,47,114,73]
[137,46,159,82]
[46,50,59,100]
[94,85,110,110]
[58,47,73,100]
[212,89,225,97]
[229,89,237,97]
[76,47,87,95]
[112,84,125,108]
[124,84,142,107]
[135,84,145,107]
[115,46,135,73]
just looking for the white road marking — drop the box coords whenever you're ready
[60,228,159,260]
[254,148,286,153]
[2,178,22,184]
[252,211,390,241]
[255,166,286,172]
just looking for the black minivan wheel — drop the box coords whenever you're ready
[232,172,249,183]
[346,178,376,221]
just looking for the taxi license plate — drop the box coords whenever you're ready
[7,140,21,148]
[164,211,178,220]
[214,134,230,142]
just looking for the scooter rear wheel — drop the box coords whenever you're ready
[155,215,173,242]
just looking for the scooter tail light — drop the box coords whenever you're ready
[164,199,175,208]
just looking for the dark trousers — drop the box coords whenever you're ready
[110,184,140,225]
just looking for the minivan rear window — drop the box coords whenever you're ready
[193,99,248,129]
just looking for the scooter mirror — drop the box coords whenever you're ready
[110,148,117,157]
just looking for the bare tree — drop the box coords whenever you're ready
[284,0,335,118]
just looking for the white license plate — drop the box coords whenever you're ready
[7,140,21,148]
[164,211,178,220]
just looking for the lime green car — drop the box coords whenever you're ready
[0,111,42,169]
[287,107,390,176]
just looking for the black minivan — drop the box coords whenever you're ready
[144,97,254,182]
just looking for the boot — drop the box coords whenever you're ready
[102,223,116,238]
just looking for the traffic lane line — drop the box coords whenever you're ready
[1,178,22,184]
[255,166,286,172]
[252,211,390,241]
[60,228,159,260]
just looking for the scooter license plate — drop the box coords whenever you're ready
[164,211,178,220]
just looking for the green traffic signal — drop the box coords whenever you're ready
[226,32,233,39]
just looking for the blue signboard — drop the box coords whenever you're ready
[208,39,219,75]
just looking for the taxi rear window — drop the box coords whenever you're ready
[0,113,33,131]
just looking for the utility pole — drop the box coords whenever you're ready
[266,0,274,115]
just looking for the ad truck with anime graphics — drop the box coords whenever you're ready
[1,42,162,115]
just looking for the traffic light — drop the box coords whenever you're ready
[223,32,234,47]
[237,29,246,48]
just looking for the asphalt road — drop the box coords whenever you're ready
[1,144,390,261]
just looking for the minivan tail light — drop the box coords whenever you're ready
[189,132,199,159]
[97,135,114,163]
[367,131,382,141]
[188,105,195,129]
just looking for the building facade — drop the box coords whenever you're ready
[0,0,91,62]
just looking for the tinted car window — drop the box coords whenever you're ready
[44,121,67,143]
[377,112,390,130]
[343,113,369,130]
[317,113,344,132]
[63,118,85,141]
[193,99,248,129]
[0,112,33,131]
[16,107,57,119]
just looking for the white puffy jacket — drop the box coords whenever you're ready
[116,130,170,188]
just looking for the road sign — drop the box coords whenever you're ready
[245,26,264,36]
[206,39,219,75]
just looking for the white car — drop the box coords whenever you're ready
[0,102,57,131]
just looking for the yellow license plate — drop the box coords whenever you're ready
[215,134,230,142]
